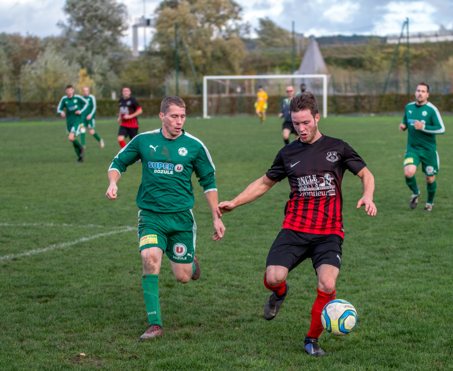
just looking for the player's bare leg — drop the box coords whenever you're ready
[404,164,420,209]
[140,247,164,339]
[424,174,436,211]
[261,111,266,124]
[282,128,291,144]
[263,265,289,320]
[256,110,262,123]
[304,264,339,357]
[170,259,200,283]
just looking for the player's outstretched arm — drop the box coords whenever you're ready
[399,123,406,131]
[205,191,225,241]
[217,175,277,217]
[106,170,120,200]
[356,167,377,216]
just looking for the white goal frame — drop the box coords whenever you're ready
[203,74,328,119]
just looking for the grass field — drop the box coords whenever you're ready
[1,115,453,370]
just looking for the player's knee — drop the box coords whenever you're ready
[142,255,160,275]
[404,167,415,177]
[266,271,286,286]
[176,275,190,284]
[319,279,336,293]
[425,175,435,183]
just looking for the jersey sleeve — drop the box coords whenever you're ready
[265,150,287,181]
[108,136,140,176]
[264,92,268,100]
[422,106,445,134]
[77,95,89,114]
[342,142,366,175]
[90,95,97,116]
[132,97,141,110]
[193,145,217,193]
[57,97,65,114]
[402,112,408,129]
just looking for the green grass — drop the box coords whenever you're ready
[1,115,453,370]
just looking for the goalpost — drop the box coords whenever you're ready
[203,74,328,119]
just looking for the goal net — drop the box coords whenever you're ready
[203,74,328,119]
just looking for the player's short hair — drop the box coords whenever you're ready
[160,96,186,114]
[290,92,319,118]
[417,82,430,92]
[258,86,263,89]
[122,85,131,91]
[66,84,73,89]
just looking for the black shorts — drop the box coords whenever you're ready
[118,126,138,139]
[282,121,297,135]
[266,229,343,271]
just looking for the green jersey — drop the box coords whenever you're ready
[402,101,445,151]
[82,94,97,118]
[109,128,217,213]
[57,95,88,123]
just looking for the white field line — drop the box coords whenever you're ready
[0,223,132,229]
[0,227,135,261]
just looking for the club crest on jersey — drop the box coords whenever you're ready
[175,164,184,172]
[173,243,187,258]
[326,151,339,163]
[178,147,188,156]
[422,111,427,116]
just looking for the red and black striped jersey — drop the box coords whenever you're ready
[266,135,366,238]
[119,97,141,128]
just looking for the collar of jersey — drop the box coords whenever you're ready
[297,134,324,147]
[159,128,185,141]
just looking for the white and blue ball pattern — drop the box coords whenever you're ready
[321,299,357,336]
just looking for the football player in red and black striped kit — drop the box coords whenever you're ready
[217,92,376,357]
[117,86,143,148]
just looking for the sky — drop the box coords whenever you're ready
[2,0,453,50]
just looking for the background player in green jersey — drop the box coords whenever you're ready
[106,96,225,339]
[57,85,88,162]
[399,82,445,211]
[80,86,104,149]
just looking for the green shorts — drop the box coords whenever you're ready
[404,148,439,176]
[83,116,96,129]
[66,119,83,136]
[138,209,196,264]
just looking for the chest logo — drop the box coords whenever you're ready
[150,145,159,152]
[409,110,412,113]
[422,111,427,116]
[175,164,184,172]
[74,99,77,103]
[127,101,131,105]
[290,161,300,168]
[178,147,188,156]
[326,151,339,163]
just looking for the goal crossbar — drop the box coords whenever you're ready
[203,74,328,118]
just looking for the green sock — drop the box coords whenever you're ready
[93,132,101,142]
[81,133,86,146]
[72,140,81,156]
[405,176,418,194]
[142,275,162,327]
[427,181,437,204]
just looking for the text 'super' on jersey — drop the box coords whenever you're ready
[402,101,445,151]
[119,97,141,128]
[109,129,217,213]
[266,135,366,238]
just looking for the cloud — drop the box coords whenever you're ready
[323,2,360,24]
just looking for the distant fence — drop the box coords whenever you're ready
[1,94,453,119]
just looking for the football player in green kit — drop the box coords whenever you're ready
[106,96,226,339]
[399,82,445,211]
[57,85,88,162]
[80,86,104,149]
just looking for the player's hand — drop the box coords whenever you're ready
[106,183,118,200]
[117,116,122,123]
[278,113,283,118]
[414,120,424,130]
[216,201,236,218]
[75,110,81,115]
[60,112,66,118]
[123,114,131,120]
[399,123,406,131]
[357,197,376,216]
[212,218,225,241]
[87,114,92,120]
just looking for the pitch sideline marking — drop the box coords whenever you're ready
[0,223,132,229]
[0,227,135,261]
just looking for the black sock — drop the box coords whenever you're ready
[284,138,289,145]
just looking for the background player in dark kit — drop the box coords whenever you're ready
[279,85,299,145]
[217,92,376,357]
[117,86,143,149]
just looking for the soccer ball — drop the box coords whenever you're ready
[321,299,357,336]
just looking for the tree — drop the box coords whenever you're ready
[255,18,291,49]
[58,0,129,72]
[20,46,79,101]
[0,33,41,78]
[76,68,95,94]
[152,0,247,78]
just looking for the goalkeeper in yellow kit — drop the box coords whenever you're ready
[255,86,268,124]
